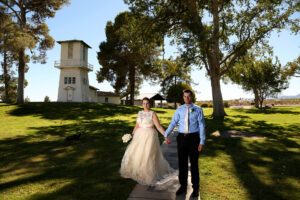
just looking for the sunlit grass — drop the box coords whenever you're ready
[0,103,299,199]
[199,107,300,200]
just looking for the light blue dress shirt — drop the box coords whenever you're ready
[164,104,206,145]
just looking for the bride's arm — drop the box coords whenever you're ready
[132,121,139,135]
[152,112,165,137]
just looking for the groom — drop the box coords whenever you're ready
[164,89,206,198]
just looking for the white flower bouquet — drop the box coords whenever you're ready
[122,133,132,143]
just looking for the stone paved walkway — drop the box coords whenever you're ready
[127,130,201,200]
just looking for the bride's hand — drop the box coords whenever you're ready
[164,137,171,145]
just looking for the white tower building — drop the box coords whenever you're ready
[55,40,93,102]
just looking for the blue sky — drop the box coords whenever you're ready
[18,0,299,101]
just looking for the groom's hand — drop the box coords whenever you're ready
[164,137,171,145]
[198,144,204,152]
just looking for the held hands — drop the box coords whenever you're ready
[164,137,171,145]
[198,144,204,152]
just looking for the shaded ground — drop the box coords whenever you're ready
[211,130,266,139]
[0,103,299,200]
[201,107,300,200]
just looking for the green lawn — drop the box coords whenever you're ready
[0,103,299,200]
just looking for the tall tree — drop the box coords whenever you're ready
[125,0,300,116]
[153,56,191,95]
[0,0,69,104]
[119,76,142,105]
[227,54,291,109]
[284,56,300,78]
[166,82,195,108]
[152,56,192,107]
[97,11,162,105]
[0,6,19,102]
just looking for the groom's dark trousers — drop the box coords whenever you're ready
[177,132,200,191]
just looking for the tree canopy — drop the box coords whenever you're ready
[166,82,195,107]
[97,11,163,105]
[227,53,291,109]
[284,56,300,78]
[0,0,69,104]
[152,56,192,97]
[125,0,300,116]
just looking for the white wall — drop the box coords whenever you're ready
[57,41,91,102]
[89,88,98,102]
[80,69,90,102]
[98,96,120,104]
[57,67,91,102]
[61,42,87,63]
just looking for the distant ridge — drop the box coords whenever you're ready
[279,94,300,99]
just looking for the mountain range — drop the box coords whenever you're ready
[279,94,300,99]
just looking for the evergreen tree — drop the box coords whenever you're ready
[167,82,195,108]
[0,0,69,104]
[97,11,162,105]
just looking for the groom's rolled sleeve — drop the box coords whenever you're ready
[164,109,180,137]
[198,108,206,145]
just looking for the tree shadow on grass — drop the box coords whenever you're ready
[233,107,300,115]
[0,103,12,107]
[202,115,300,199]
[0,120,136,199]
[7,102,167,121]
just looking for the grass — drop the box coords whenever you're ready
[0,103,299,200]
[200,107,300,200]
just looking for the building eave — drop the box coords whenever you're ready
[57,40,92,48]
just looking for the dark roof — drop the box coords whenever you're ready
[149,93,165,101]
[89,85,99,90]
[57,40,91,48]
[97,91,120,97]
[127,93,165,101]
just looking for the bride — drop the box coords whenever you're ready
[120,97,177,186]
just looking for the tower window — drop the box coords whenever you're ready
[64,77,77,84]
[82,46,86,61]
[68,43,73,59]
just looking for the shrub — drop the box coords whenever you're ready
[223,101,230,108]
[44,96,50,102]
[201,103,208,107]
[167,82,196,106]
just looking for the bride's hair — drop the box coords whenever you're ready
[142,97,151,104]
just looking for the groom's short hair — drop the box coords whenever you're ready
[183,89,194,97]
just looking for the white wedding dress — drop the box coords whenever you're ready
[120,110,177,186]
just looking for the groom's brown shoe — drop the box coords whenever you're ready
[176,186,187,195]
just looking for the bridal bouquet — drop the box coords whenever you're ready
[122,133,132,143]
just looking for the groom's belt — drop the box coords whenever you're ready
[178,132,199,136]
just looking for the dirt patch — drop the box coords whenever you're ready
[211,130,266,139]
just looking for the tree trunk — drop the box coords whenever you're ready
[209,0,226,117]
[258,89,264,110]
[211,73,227,117]
[174,76,177,109]
[129,65,135,106]
[3,47,9,103]
[17,48,25,104]
[17,7,26,105]
[259,99,263,110]
[253,88,259,108]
